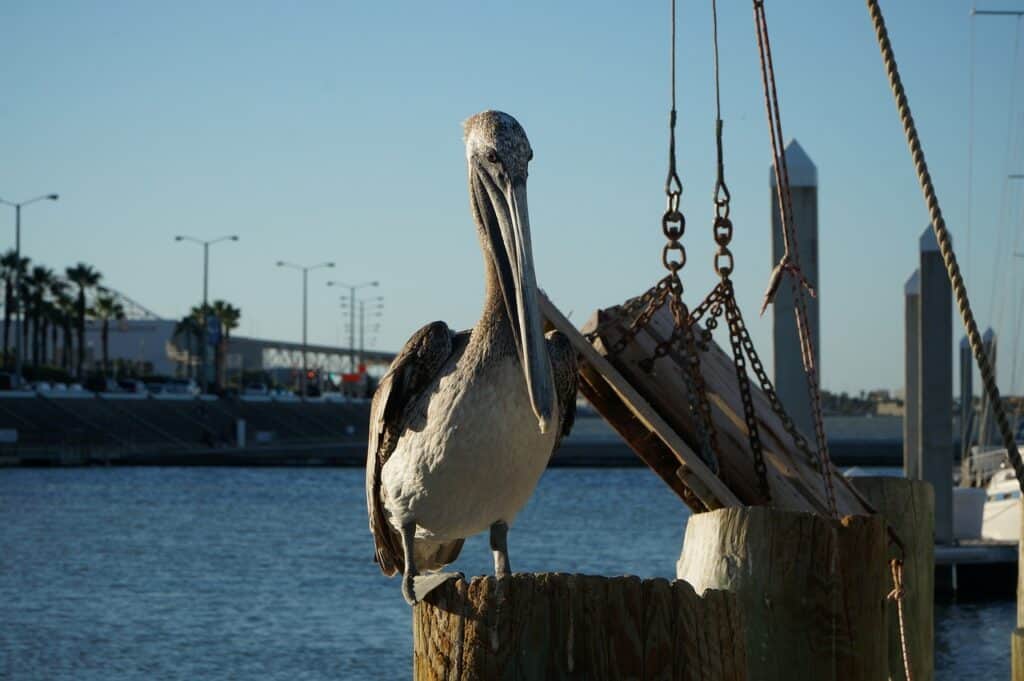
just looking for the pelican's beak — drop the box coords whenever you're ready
[474,171,554,433]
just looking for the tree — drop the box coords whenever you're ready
[55,289,76,372]
[65,263,102,378]
[0,250,28,368]
[25,266,55,371]
[173,314,203,379]
[92,294,125,376]
[48,279,70,366]
[210,300,241,387]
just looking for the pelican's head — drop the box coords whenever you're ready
[463,110,553,434]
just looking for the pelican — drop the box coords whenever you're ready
[366,111,577,605]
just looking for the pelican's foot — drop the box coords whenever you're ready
[402,571,418,606]
[407,571,463,605]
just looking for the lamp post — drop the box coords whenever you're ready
[0,193,59,386]
[327,280,378,372]
[175,235,239,393]
[279,261,335,396]
[342,295,383,373]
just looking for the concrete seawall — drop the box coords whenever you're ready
[0,394,910,467]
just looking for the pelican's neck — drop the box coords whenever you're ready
[472,238,516,358]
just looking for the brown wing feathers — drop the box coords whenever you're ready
[366,322,454,575]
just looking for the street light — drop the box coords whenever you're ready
[328,280,378,372]
[0,193,59,385]
[341,295,384,373]
[279,261,335,396]
[174,234,239,393]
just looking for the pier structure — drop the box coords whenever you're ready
[959,335,972,456]
[978,328,998,446]
[918,227,953,545]
[770,140,819,438]
[904,269,921,478]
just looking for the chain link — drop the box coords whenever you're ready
[723,287,770,501]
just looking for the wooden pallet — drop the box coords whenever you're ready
[541,292,872,517]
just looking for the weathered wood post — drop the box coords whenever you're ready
[919,227,953,545]
[851,477,935,681]
[904,269,921,479]
[413,573,747,681]
[676,507,888,681]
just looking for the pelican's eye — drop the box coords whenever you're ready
[486,150,499,164]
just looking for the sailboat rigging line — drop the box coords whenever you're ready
[987,16,1023,328]
[865,0,1024,497]
[967,6,976,286]
[752,0,837,518]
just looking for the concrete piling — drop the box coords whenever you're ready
[770,139,819,438]
[959,335,972,458]
[918,226,953,545]
[904,269,921,479]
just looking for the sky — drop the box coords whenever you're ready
[2,1,1024,395]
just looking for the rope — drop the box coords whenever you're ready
[866,0,1024,491]
[887,558,913,681]
[752,0,837,517]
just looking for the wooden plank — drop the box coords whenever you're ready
[577,361,706,511]
[574,292,871,518]
[540,292,741,509]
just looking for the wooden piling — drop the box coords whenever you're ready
[851,477,934,681]
[676,507,889,681]
[412,573,747,681]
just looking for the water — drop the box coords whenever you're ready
[0,468,1013,680]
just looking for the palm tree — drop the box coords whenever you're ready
[210,300,241,387]
[173,313,203,379]
[1,250,29,368]
[48,279,69,366]
[92,294,125,376]
[55,291,76,372]
[65,263,102,377]
[26,266,54,371]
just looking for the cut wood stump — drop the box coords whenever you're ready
[676,507,888,681]
[413,573,747,681]
[851,477,934,681]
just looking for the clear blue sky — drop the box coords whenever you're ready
[2,1,1023,395]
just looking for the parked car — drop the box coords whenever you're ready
[0,373,16,391]
[117,379,148,394]
[164,378,200,396]
[84,375,119,393]
[243,383,270,396]
[32,382,52,393]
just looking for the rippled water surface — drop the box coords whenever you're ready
[0,467,1013,679]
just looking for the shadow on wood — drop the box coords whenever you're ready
[677,507,888,681]
[851,477,934,681]
[413,573,747,681]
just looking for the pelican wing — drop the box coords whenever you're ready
[546,329,578,448]
[366,321,455,576]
